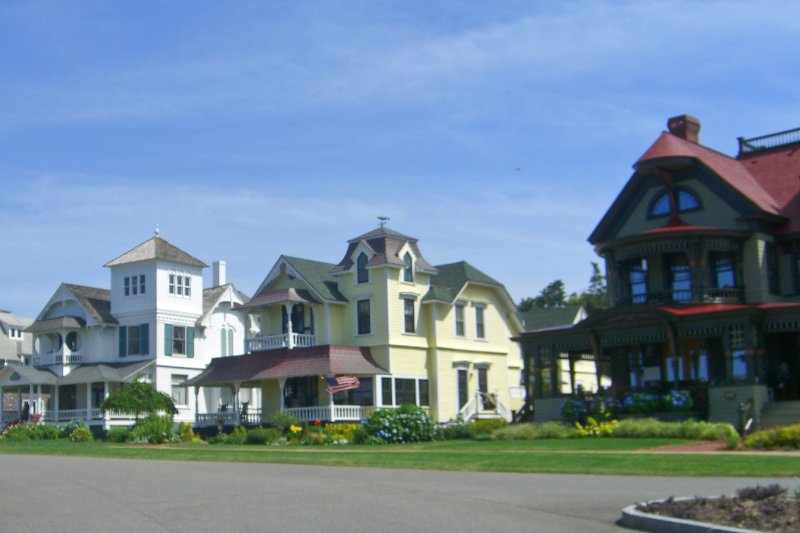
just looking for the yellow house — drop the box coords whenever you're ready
[188,226,522,424]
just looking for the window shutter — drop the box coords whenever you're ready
[141,323,149,355]
[118,327,127,357]
[227,329,234,356]
[220,329,227,356]
[164,324,173,356]
[187,327,195,358]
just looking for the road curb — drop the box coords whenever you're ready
[620,498,763,533]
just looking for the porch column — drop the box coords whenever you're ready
[329,388,336,422]
[233,383,241,425]
[35,385,41,416]
[16,387,22,419]
[103,382,110,425]
[54,385,59,423]
[194,386,199,424]
[86,383,92,423]
[286,305,295,350]
[324,303,332,344]
[589,331,602,393]
[278,379,286,412]
[28,384,33,418]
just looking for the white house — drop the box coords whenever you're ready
[0,234,251,428]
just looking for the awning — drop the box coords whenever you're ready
[25,317,86,333]
[186,345,387,387]
[0,365,57,387]
[56,361,154,386]
[239,288,320,310]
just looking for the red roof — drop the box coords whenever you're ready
[185,345,387,387]
[636,132,781,215]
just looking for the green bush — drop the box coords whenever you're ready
[492,422,579,440]
[208,425,247,445]
[69,426,94,442]
[58,420,87,439]
[613,418,739,449]
[744,424,800,450]
[575,417,619,437]
[245,427,279,445]
[441,419,472,440]
[3,422,61,441]
[470,418,508,438]
[362,405,437,443]
[105,426,131,443]
[268,412,300,435]
[129,415,177,444]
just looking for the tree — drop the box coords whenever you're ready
[100,381,178,422]
[519,280,567,311]
[519,263,608,314]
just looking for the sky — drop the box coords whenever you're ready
[2,1,800,319]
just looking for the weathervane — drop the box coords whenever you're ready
[378,216,390,228]
[154,223,160,237]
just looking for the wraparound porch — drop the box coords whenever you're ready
[194,404,374,427]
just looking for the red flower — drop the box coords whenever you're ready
[314,419,321,425]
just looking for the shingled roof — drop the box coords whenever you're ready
[330,226,437,275]
[422,261,503,304]
[62,284,117,325]
[198,284,250,325]
[104,236,207,268]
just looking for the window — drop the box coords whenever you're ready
[220,327,236,356]
[475,305,485,339]
[124,275,146,296]
[649,188,701,218]
[668,254,692,302]
[403,298,415,334]
[625,258,648,303]
[455,303,465,337]
[403,252,414,282]
[477,366,488,394]
[118,324,149,357]
[169,274,192,297]
[356,253,369,284]
[766,243,780,295]
[65,331,79,352]
[357,299,371,335]
[457,369,468,408]
[381,376,430,407]
[165,325,194,357]
[171,374,188,406]
[711,253,735,289]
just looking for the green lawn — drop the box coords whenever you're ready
[2,438,798,477]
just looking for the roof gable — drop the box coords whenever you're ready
[104,236,207,268]
[254,256,346,303]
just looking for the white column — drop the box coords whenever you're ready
[194,386,200,423]
[86,384,92,423]
[28,384,33,419]
[54,385,59,423]
[233,383,241,426]
[35,385,41,417]
[329,386,336,422]
[103,382,110,425]
[278,379,286,412]
[286,304,294,350]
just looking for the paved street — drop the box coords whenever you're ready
[0,455,791,532]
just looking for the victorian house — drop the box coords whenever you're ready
[0,234,250,428]
[518,115,800,427]
[188,226,523,425]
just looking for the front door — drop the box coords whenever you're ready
[765,333,800,401]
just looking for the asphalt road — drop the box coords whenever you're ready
[0,455,792,532]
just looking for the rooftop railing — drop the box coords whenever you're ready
[737,126,800,155]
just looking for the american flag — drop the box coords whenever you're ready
[325,376,360,394]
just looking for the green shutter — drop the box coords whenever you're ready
[187,327,195,358]
[118,327,127,357]
[141,324,149,355]
[220,329,227,356]
[227,329,234,356]
[164,324,173,356]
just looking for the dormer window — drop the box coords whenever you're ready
[403,252,414,282]
[649,188,701,218]
[169,273,192,297]
[356,253,369,284]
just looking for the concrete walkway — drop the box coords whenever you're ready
[0,455,791,532]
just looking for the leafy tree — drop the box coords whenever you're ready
[519,279,567,311]
[519,263,608,314]
[100,381,178,422]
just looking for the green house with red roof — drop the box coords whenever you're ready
[518,115,800,428]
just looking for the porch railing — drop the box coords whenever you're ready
[31,354,84,366]
[619,287,743,306]
[246,333,316,352]
[194,405,371,427]
[458,392,511,422]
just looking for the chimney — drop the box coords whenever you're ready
[667,114,701,143]
[213,260,226,286]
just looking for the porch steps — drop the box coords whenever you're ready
[758,401,800,428]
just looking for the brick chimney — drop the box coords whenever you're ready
[667,114,701,143]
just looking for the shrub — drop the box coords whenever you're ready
[441,419,472,440]
[560,398,586,420]
[744,423,800,450]
[621,392,661,414]
[613,418,739,449]
[105,426,131,443]
[129,415,177,444]
[268,412,300,435]
[492,422,579,440]
[58,420,87,439]
[663,390,694,412]
[362,405,437,443]
[3,422,61,441]
[245,427,279,445]
[322,423,360,444]
[209,425,247,445]
[470,418,508,438]
[69,426,94,442]
[575,416,619,437]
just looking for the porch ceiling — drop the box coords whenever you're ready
[185,345,387,387]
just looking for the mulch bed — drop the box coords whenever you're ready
[637,485,800,533]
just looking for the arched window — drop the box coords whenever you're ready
[357,252,369,284]
[403,252,414,282]
[649,187,701,218]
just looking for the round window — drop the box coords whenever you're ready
[66,331,80,352]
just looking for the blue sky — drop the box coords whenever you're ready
[2,1,799,319]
